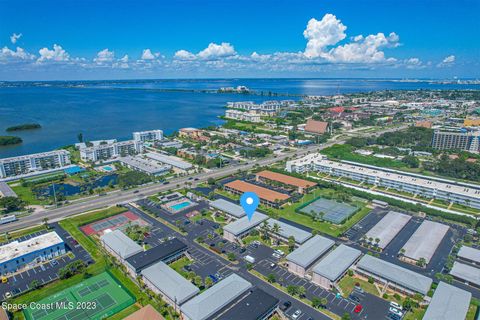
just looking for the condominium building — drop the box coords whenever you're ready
[226,100,294,115]
[286,154,480,209]
[132,129,164,142]
[431,128,480,153]
[80,140,143,162]
[224,109,262,123]
[0,150,71,178]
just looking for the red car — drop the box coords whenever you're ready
[354,304,363,313]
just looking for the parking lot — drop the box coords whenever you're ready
[0,223,92,300]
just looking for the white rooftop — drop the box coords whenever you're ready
[145,152,192,170]
[365,211,411,249]
[100,229,143,259]
[266,219,312,244]
[142,261,199,305]
[210,199,246,218]
[423,281,471,320]
[180,274,252,320]
[0,231,64,264]
[223,212,269,236]
[401,220,449,263]
[458,246,480,264]
[313,245,361,281]
[286,235,335,269]
[450,261,480,287]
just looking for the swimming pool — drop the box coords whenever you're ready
[103,166,113,171]
[170,201,191,211]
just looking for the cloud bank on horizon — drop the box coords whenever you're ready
[0,13,463,79]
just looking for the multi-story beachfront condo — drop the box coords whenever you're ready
[0,150,71,178]
[80,140,143,162]
[132,129,164,142]
[224,109,262,123]
[226,100,295,115]
[286,154,480,209]
[431,128,480,153]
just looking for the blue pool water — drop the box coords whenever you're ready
[103,166,113,171]
[170,201,191,211]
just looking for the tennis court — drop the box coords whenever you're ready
[24,272,135,320]
[299,197,358,224]
[80,211,149,236]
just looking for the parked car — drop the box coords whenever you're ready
[390,301,402,310]
[354,304,363,313]
[292,309,302,319]
[354,286,364,294]
[51,260,58,266]
[389,307,403,317]
[348,294,360,303]
[280,301,291,311]
[270,263,276,268]
[387,313,402,320]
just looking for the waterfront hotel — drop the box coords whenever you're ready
[286,154,480,209]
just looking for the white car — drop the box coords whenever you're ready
[291,309,302,319]
[389,307,403,317]
[390,301,402,310]
[275,249,285,256]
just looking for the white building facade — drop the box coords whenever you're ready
[0,150,71,178]
[132,130,164,142]
[80,140,143,162]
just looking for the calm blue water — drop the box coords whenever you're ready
[35,174,118,197]
[0,78,478,158]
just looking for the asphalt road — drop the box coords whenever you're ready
[0,124,407,234]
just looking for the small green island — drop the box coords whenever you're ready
[0,136,23,146]
[6,123,42,132]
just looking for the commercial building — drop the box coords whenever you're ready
[132,129,164,142]
[401,220,449,264]
[223,212,269,242]
[224,180,290,207]
[142,261,199,306]
[209,199,246,218]
[450,261,480,288]
[355,255,432,296]
[286,154,480,209]
[118,156,171,176]
[178,128,209,142]
[144,152,193,170]
[0,231,66,274]
[365,211,411,249]
[125,238,187,276]
[312,245,361,290]
[225,110,262,123]
[432,128,480,154]
[212,288,279,320]
[255,170,317,194]
[266,219,312,245]
[304,119,330,134]
[423,281,471,320]
[100,229,143,261]
[286,235,335,277]
[0,150,71,178]
[80,140,143,162]
[457,246,480,266]
[181,274,252,320]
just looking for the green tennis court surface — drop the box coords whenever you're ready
[24,272,135,320]
[299,197,358,224]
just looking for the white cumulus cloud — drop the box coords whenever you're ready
[175,42,236,61]
[303,14,347,58]
[0,46,35,62]
[37,44,70,62]
[442,55,455,64]
[10,33,22,44]
[141,48,159,60]
[94,48,115,63]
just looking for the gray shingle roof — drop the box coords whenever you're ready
[356,255,432,295]
[210,199,246,218]
[401,220,449,263]
[450,261,480,287]
[223,213,268,236]
[423,281,471,320]
[100,229,142,259]
[266,219,312,244]
[180,274,252,320]
[313,245,361,281]
[286,235,334,268]
[141,261,199,305]
[458,246,480,264]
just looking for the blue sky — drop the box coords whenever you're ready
[0,0,478,80]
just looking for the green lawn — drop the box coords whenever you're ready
[10,184,49,205]
[337,275,379,297]
[3,225,49,242]
[169,257,192,279]
[262,189,371,237]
